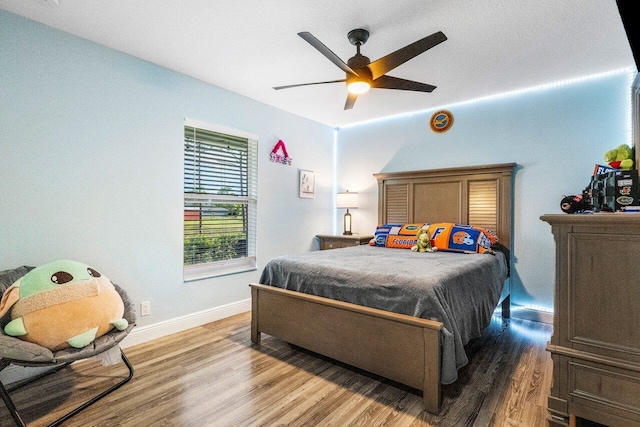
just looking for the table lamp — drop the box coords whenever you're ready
[336,191,359,235]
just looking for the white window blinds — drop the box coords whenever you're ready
[183,122,257,280]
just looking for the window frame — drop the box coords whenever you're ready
[183,118,258,282]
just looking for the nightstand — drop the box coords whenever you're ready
[316,234,373,250]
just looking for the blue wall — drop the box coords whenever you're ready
[1,8,635,321]
[336,71,634,311]
[0,10,335,326]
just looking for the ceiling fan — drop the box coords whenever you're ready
[273,29,447,110]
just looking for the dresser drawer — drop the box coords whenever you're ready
[322,239,350,250]
[569,360,640,424]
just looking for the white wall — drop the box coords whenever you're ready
[0,10,335,327]
[335,71,635,311]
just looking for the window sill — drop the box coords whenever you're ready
[183,257,256,282]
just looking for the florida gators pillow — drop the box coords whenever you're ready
[370,222,498,253]
[370,223,428,249]
[427,223,496,254]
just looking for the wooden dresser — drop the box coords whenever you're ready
[316,234,373,250]
[541,214,640,427]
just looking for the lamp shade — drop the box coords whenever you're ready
[336,191,359,209]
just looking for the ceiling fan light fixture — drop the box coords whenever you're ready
[346,68,372,95]
[347,80,370,94]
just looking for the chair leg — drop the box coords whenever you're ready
[0,349,134,427]
[0,360,27,427]
[48,350,134,427]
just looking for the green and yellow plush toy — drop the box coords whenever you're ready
[0,260,128,351]
[604,144,634,170]
[411,228,438,253]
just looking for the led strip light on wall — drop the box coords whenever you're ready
[339,67,637,143]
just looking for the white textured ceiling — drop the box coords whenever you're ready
[0,0,635,127]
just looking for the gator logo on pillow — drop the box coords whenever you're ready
[373,235,388,246]
[399,224,422,234]
[452,231,474,246]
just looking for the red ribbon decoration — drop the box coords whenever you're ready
[271,140,289,157]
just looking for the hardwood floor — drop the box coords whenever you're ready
[0,313,554,427]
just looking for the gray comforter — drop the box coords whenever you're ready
[259,244,508,384]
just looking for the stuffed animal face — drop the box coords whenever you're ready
[0,260,129,351]
[17,260,109,299]
[417,230,430,243]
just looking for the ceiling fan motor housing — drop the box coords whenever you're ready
[346,63,372,87]
[347,54,371,70]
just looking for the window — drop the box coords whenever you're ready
[183,119,258,281]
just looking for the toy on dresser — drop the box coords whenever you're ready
[561,144,639,213]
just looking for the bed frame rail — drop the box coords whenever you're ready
[250,283,443,414]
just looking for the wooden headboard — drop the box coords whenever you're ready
[374,163,516,251]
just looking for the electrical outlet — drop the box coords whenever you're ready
[140,301,151,317]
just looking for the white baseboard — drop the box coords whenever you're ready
[510,304,554,324]
[121,298,251,349]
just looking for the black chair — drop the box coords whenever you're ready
[0,266,136,427]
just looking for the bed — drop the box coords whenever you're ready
[250,163,515,414]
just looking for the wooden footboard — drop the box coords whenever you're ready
[250,283,443,414]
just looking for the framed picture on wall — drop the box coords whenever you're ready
[299,169,315,199]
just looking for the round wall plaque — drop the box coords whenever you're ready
[429,110,454,133]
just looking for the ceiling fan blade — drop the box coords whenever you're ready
[372,75,436,92]
[368,31,447,80]
[298,32,359,76]
[344,92,358,110]
[273,79,346,90]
